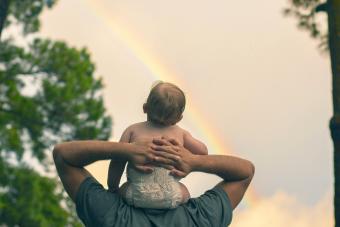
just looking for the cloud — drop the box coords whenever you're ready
[231,191,333,227]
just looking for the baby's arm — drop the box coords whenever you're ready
[183,130,208,155]
[107,128,131,192]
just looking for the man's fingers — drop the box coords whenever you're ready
[154,156,176,166]
[153,138,171,146]
[168,138,180,146]
[170,169,186,178]
[134,165,154,173]
[160,136,180,146]
[153,163,174,170]
[161,135,170,140]
[151,149,180,162]
[152,145,179,155]
[146,153,157,162]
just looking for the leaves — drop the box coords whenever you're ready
[4,0,58,35]
[0,1,113,226]
[0,159,79,226]
[284,0,328,52]
[0,38,112,161]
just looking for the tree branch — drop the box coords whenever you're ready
[315,2,328,13]
[0,0,10,40]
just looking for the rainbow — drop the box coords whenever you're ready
[83,0,259,205]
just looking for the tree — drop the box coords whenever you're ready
[0,159,73,226]
[285,0,340,226]
[0,0,10,38]
[0,0,57,39]
[0,0,112,225]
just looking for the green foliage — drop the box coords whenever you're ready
[0,0,113,226]
[0,38,112,162]
[0,159,68,226]
[284,0,328,51]
[5,0,58,35]
[0,158,83,226]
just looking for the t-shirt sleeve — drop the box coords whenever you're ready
[75,177,122,227]
[186,186,233,227]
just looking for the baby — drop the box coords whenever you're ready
[107,81,208,209]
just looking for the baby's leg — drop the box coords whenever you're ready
[179,182,190,203]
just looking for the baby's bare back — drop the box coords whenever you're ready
[123,122,190,209]
[129,121,185,145]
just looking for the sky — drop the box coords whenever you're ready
[36,0,333,226]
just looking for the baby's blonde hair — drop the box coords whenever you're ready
[145,81,186,126]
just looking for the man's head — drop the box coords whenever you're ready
[144,81,186,126]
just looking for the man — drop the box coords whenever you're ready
[53,137,254,226]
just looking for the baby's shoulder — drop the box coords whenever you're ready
[125,122,147,131]
[171,124,185,132]
[170,125,188,137]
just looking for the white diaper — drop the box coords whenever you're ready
[124,165,183,209]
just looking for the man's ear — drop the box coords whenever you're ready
[143,103,147,113]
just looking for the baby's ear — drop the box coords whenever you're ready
[143,103,147,113]
[171,115,183,125]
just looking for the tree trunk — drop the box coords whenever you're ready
[0,0,10,40]
[328,0,340,226]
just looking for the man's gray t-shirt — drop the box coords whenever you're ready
[76,177,233,227]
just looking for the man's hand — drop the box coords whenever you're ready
[153,137,255,209]
[126,141,157,173]
[152,137,197,178]
[127,140,178,173]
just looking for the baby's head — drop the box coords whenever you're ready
[144,81,186,126]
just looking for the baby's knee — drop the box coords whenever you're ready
[179,182,190,203]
